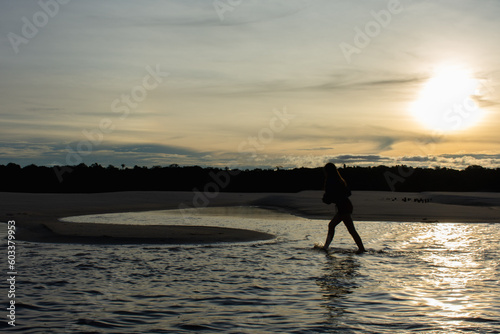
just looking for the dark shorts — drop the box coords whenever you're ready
[336,198,353,215]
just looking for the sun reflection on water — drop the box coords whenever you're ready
[403,223,487,324]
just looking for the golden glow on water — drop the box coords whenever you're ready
[410,65,485,132]
[404,223,488,326]
[15,211,500,333]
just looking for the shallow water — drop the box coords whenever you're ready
[4,207,500,333]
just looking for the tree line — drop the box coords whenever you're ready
[0,163,499,193]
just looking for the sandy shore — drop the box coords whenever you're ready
[1,190,499,243]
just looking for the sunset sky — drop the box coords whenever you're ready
[1,0,499,169]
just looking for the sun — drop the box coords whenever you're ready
[410,66,484,132]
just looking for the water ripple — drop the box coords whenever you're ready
[9,211,500,333]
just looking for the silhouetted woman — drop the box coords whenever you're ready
[321,163,365,253]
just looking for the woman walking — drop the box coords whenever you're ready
[321,163,365,253]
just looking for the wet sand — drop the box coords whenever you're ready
[1,191,499,243]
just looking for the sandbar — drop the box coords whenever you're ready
[1,191,499,244]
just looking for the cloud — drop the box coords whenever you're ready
[278,154,395,169]
[298,147,333,151]
[1,0,500,171]
[330,155,392,163]
[399,156,437,162]
[211,72,426,97]
[108,143,200,156]
[127,0,317,27]
[280,153,500,169]
[311,75,426,92]
[0,142,208,167]
[394,153,500,169]
[2,140,500,170]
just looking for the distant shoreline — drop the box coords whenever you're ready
[1,191,499,244]
[2,164,500,193]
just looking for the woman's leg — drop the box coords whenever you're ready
[323,214,342,249]
[342,215,366,252]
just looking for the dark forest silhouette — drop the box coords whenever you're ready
[0,163,499,193]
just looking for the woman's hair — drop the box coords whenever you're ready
[324,163,347,186]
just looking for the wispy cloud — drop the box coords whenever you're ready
[1,0,500,169]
